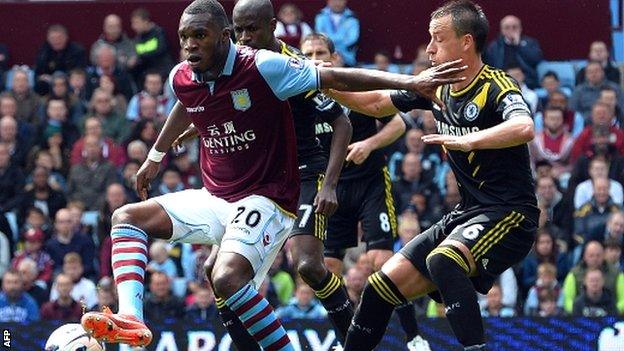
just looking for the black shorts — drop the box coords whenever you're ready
[399,206,538,295]
[324,167,398,259]
[290,173,328,241]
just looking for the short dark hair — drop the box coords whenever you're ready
[131,8,151,21]
[542,71,560,81]
[543,104,564,116]
[47,24,68,35]
[184,0,230,30]
[431,0,489,53]
[301,32,336,54]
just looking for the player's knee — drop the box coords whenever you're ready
[425,247,470,278]
[111,204,134,226]
[296,258,326,286]
[204,260,216,284]
[211,270,244,299]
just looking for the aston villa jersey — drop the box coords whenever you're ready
[168,42,320,213]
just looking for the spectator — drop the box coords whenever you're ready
[97,184,127,278]
[392,153,439,213]
[151,167,184,197]
[41,273,83,321]
[1,115,30,168]
[0,142,24,212]
[129,8,174,84]
[484,15,543,88]
[170,150,201,189]
[535,176,572,242]
[562,241,624,314]
[66,201,90,238]
[574,177,622,245]
[8,67,42,125]
[276,280,328,319]
[71,116,126,168]
[126,119,157,148]
[0,94,18,119]
[16,258,48,307]
[275,3,313,49]
[572,269,617,317]
[373,51,400,73]
[143,271,184,322]
[90,14,136,70]
[37,98,80,152]
[34,24,87,94]
[0,43,8,87]
[90,277,117,313]
[86,44,135,102]
[21,207,51,239]
[96,74,128,117]
[529,106,575,172]
[68,68,89,107]
[11,228,54,285]
[534,90,585,139]
[574,158,623,210]
[345,265,367,305]
[17,166,67,221]
[0,269,39,322]
[600,86,624,127]
[521,228,570,292]
[120,160,141,202]
[126,71,173,122]
[576,41,621,86]
[184,286,217,322]
[136,94,166,125]
[506,65,538,112]
[524,262,563,316]
[67,134,118,210]
[45,208,96,276]
[569,102,624,164]
[50,253,97,309]
[480,283,515,317]
[126,139,148,164]
[29,138,71,187]
[84,88,130,143]
[315,0,360,67]
[47,71,85,125]
[536,72,572,109]
[536,288,563,317]
[147,240,178,279]
[604,238,623,269]
[267,250,295,306]
[569,61,624,119]
[604,211,624,248]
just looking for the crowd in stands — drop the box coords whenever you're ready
[1,0,624,327]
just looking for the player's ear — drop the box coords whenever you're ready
[270,18,277,32]
[222,27,232,43]
[462,33,474,53]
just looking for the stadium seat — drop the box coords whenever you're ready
[537,61,577,89]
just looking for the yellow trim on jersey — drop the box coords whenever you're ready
[382,167,398,237]
[279,40,318,98]
[484,67,522,103]
[435,86,443,100]
[215,296,226,309]
[450,64,487,97]
[472,165,481,177]
[315,174,327,241]
[368,273,403,305]
[470,212,516,255]
[315,273,341,299]
[268,199,297,219]
[427,247,470,273]
[468,151,476,164]
[472,212,524,259]
[471,82,491,110]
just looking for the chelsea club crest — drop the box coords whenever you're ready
[231,89,252,111]
[464,102,479,121]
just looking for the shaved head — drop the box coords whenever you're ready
[233,0,275,22]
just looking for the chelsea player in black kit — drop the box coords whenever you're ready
[328,1,538,350]
[302,33,432,351]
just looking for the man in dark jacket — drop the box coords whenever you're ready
[484,15,543,88]
[572,268,617,317]
[144,272,184,322]
[129,8,174,86]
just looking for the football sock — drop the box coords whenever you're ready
[396,301,419,341]
[215,297,262,351]
[225,284,293,351]
[312,272,354,344]
[343,271,406,351]
[426,246,485,348]
[111,224,148,320]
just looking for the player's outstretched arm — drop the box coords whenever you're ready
[346,114,407,165]
[318,59,467,106]
[422,115,535,152]
[136,101,192,200]
[315,114,352,216]
[325,90,398,118]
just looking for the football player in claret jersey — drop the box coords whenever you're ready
[303,33,431,351]
[328,1,538,350]
[80,0,466,348]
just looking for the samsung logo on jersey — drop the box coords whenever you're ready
[186,106,205,113]
[436,120,480,136]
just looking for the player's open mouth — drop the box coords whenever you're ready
[187,55,202,67]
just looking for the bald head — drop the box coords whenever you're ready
[233,0,275,21]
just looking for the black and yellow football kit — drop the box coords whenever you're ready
[390,64,539,294]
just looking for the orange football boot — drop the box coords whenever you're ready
[81,306,153,347]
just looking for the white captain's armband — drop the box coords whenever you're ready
[500,92,531,120]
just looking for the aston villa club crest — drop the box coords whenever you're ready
[231,89,251,111]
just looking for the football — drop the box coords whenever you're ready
[44,323,104,351]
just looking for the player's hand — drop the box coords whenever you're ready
[345,140,373,165]
[410,59,467,109]
[421,133,474,152]
[314,184,338,216]
[172,124,200,151]
[136,159,161,201]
